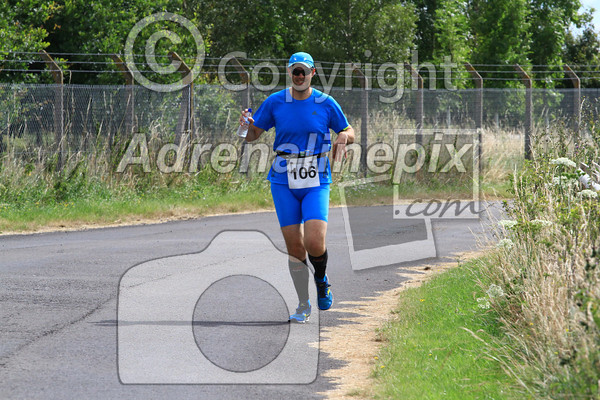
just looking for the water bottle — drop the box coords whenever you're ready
[236,108,252,138]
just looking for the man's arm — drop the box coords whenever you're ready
[332,126,355,162]
[245,120,265,142]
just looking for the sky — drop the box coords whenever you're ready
[578,0,600,33]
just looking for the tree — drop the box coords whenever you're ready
[0,1,60,83]
[42,0,210,84]
[196,0,304,59]
[563,10,600,88]
[527,0,582,87]
[470,0,531,87]
[413,0,437,61]
[300,0,416,64]
[433,0,470,63]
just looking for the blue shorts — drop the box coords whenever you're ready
[270,182,330,227]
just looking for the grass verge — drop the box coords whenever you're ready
[371,256,517,400]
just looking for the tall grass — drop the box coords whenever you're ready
[0,124,273,231]
[476,120,600,398]
[0,111,522,231]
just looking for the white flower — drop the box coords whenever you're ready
[552,176,578,188]
[477,297,491,309]
[497,238,514,250]
[487,284,505,298]
[578,190,598,199]
[498,220,518,229]
[550,158,577,168]
[531,219,553,227]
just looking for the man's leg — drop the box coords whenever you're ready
[303,219,327,279]
[281,224,310,303]
[302,182,333,310]
[271,183,311,319]
[281,224,313,322]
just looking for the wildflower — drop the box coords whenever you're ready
[477,297,491,309]
[498,219,518,229]
[487,284,505,298]
[497,238,514,250]
[578,189,598,199]
[551,176,578,187]
[531,219,552,227]
[550,157,576,168]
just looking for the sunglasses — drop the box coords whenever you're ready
[292,67,311,76]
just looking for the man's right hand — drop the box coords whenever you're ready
[241,109,264,142]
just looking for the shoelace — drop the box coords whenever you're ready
[316,281,330,298]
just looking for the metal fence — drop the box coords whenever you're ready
[1,82,598,166]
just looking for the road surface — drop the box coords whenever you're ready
[0,203,501,399]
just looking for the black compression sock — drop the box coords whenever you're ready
[288,258,309,304]
[308,249,328,281]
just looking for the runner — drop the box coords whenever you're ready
[240,52,355,323]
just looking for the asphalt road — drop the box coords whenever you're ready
[0,203,502,399]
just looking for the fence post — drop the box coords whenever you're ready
[231,57,251,175]
[352,64,369,176]
[110,54,135,138]
[514,64,532,160]
[464,62,483,173]
[168,52,194,142]
[563,64,581,133]
[39,50,65,171]
[231,57,251,110]
[404,62,423,143]
[464,62,483,129]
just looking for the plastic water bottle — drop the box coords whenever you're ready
[236,108,252,138]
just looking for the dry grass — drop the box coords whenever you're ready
[475,123,600,398]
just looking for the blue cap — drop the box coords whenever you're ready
[288,52,314,69]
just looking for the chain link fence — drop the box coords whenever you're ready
[1,83,598,163]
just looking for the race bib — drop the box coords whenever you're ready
[287,156,320,189]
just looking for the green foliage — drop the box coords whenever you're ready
[300,0,417,63]
[470,0,531,87]
[563,9,600,88]
[433,0,470,64]
[0,1,60,83]
[0,1,598,86]
[527,0,581,88]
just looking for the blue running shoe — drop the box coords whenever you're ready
[315,275,333,310]
[289,301,311,323]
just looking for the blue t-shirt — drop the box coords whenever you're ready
[252,88,350,184]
